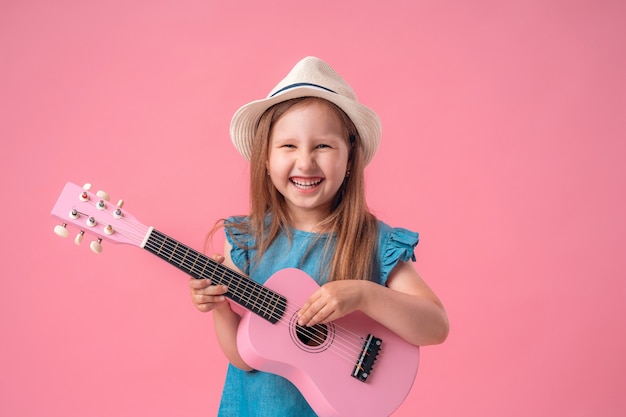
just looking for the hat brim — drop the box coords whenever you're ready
[230,85,381,165]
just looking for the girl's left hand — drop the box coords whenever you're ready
[297,280,370,327]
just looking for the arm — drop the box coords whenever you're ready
[188,242,253,371]
[297,261,449,346]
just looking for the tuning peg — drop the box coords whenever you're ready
[112,200,125,219]
[74,231,84,245]
[54,224,69,238]
[96,190,110,201]
[82,183,92,191]
[90,238,103,254]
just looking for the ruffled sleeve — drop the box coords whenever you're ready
[378,222,420,285]
[224,216,253,275]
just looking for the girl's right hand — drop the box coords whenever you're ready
[189,254,229,313]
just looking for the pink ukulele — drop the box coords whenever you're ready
[51,182,420,417]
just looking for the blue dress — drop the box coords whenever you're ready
[217,218,419,417]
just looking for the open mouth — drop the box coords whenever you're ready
[290,177,324,190]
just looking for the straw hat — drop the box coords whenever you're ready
[230,56,382,165]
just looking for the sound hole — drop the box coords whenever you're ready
[295,323,328,347]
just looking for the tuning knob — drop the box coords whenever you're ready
[54,224,69,238]
[74,231,84,245]
[96,190,110,201]
[90,238,103,254]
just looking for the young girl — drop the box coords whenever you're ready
[189,56,449,416]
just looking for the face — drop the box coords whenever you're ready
[267,99,351,229]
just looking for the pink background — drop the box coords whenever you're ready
[1,0,625,416]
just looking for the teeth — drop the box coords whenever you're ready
[291,178,322,189]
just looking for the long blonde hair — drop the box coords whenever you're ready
[226,97,379,282]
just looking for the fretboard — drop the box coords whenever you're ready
[143,228,286,324]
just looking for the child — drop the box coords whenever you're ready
[189,56,449,416]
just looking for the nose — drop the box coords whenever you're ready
[296,149,317,171]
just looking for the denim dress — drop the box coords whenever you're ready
[216,218,419,417]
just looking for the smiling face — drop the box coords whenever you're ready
[267,99,351,230]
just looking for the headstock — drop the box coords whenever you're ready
[51,182,150,253]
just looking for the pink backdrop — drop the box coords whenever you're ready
[1,1,625,416]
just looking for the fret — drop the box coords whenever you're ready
[179,247,190,268]
[250,281,262,314]
[216,263,228,286]
[240,277,255,310]
[143,229,286,324]
[267,291,280,321]
[173,243,187,266]
[257,287,269,318]
[248,284,264,316]
[156,232,167,254]
[219,268,231,287]
[264,290,275,317]
[202,257,214,282]
[230,273,249,306]
[230,271,242,299]
[189,250,200,276]
[168,241,179,262]
[197,255,209,280]
[231,281,249,307]
[209,264,220,282]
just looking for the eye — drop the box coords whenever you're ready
[316,144,331,149]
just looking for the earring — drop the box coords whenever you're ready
[345,171,351,178]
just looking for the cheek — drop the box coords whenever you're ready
[329,153,350,177]
[267,154,289,178]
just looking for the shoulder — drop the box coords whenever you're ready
[224,215,249,228]
[224,215,253,242]
[223,215,254,273]
[376,220,420,251]
[376,220,420,284]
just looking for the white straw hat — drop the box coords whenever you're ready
[230,56,382,165]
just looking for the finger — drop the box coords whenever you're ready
[196,304,214,313]
[309,304,337,326]
[195,299,223,313]
[194,292,227,305]
[297,306,313,326]
[189,278,213,289]
[298,297,327,326]
[211,253,225,263]
[297,296,317,325]
[299,290,323,314]
[200,284,229,296]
